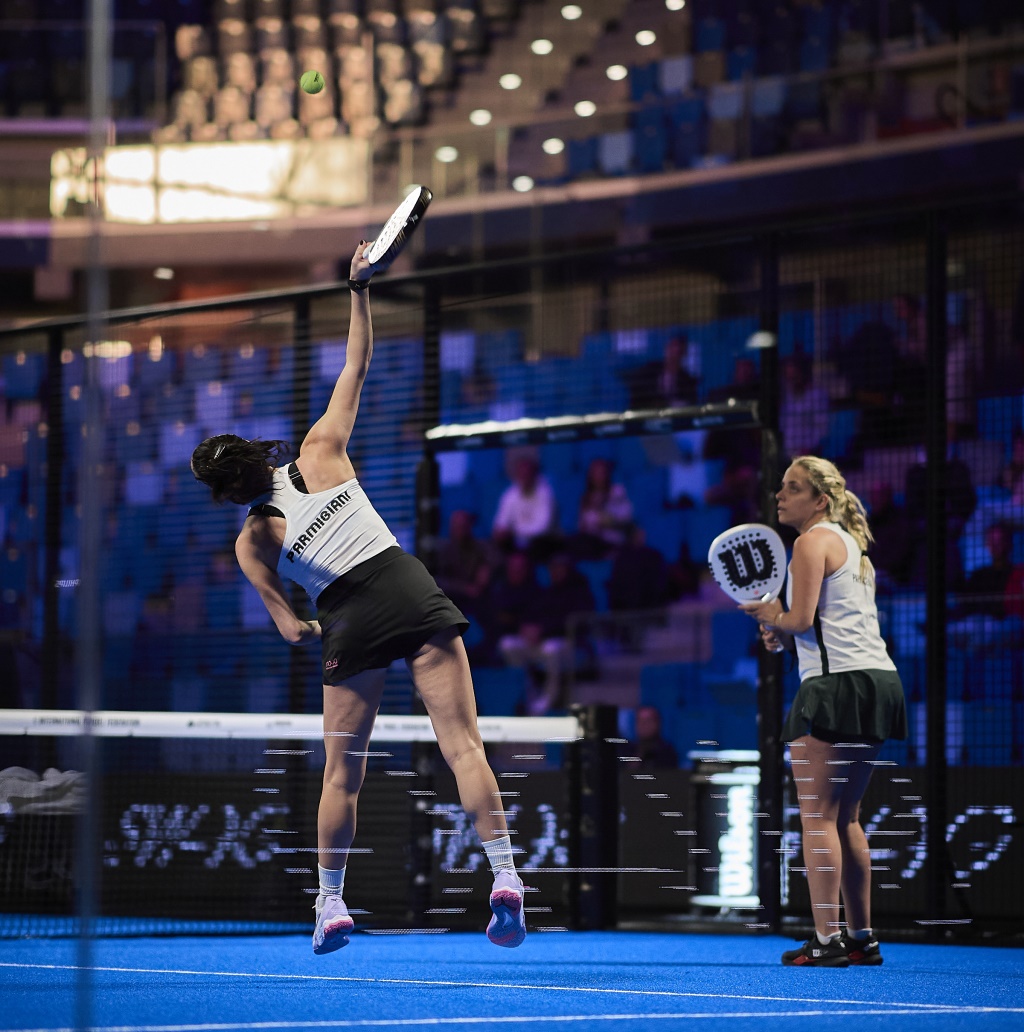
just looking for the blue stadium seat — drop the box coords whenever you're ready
[632,106,667,174]
[963,702,1014,766]
[799,36,831,72]
[658,55,693,95]
[976,394,1023,453]
[685,505,732,561]
[640,661,705,708]
[566,136,599,179]
[694,16,727,53]
[2,351,44,399]
[629,62,660,103]
[668,94,707,169]
[709,610,756,675]
[576,559,612,611]
[820,407,861,463]
[473,666,527,716]
[727,45,756,80]
[598,131,633,176]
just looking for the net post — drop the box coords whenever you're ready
[566,704,619,930]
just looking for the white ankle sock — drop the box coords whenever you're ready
[318,864,346,896]
[482,835,516,874]
[816,930,841,946]
[848,928,872,941]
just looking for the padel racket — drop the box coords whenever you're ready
[362,185,432,271]
[707,523,787,603]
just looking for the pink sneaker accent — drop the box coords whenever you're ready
[486,870,526,948]
[313,894,354,955]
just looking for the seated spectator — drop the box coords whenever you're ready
[948,521,1023,651]
[607,524,670,612]
[572,457,634,558]
[497,552,595,715]
[1000,430,1024,506]
[865,480,916,591]
[484,550,539,659]
[666,540,702,600]
[703,357,761,522]
[892,293,928,443]
[779,352,830,461]
[492,451,561,559]
[835,320,903,445]
[435,509,495,620]
[620,334,698,410]
[628,705,679,770]
[956,522,1018,619]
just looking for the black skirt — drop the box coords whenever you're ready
[782,668,908,744]
[316,546,468,685]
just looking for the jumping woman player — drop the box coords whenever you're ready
[190,241,526,956]
[741,456,907,967]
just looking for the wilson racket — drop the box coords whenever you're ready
[362,185,432,271]
[707,522,787,604]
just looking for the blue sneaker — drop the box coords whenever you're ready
[313,894,353,955]
[486,870,526,948]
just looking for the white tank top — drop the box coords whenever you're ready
[787,522,896,681]
[265,467,397,603]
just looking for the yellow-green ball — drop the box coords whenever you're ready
[300,70,324,94]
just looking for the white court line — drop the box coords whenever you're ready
[0,962,1012,1015]
[3,1009,1023,1032]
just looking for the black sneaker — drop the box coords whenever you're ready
[841,931,883,966]
[781,935,849,967]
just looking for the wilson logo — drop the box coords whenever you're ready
[719,540,776,589]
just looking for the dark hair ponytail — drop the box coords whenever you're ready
[190,434,289,504]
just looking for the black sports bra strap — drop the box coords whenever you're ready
[249,503,284,518]
[288,461,309,494]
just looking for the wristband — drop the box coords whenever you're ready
[348,278,370,291]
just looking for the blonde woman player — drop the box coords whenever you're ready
[741,456,907,968]
[190,241,526,955]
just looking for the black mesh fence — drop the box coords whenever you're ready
[1,194,1022,937]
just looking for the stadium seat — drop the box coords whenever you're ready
[598,131,634,176]
[473,666,527,716]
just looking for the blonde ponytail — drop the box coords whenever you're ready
[791,455,876,581]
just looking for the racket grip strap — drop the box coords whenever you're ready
[347,278,370,291]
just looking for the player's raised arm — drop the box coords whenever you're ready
[301,241,375,456]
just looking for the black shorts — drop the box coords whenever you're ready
[316,546,468,685]
[782,668,908,745]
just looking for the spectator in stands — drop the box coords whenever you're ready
[707,356,760,404]
[703,356,762,523]
[835,319,902,445]
[492,451,561,559]
[864,481,915,591]
[572,457,634,559]
[498,552,595,715]
[485,550,540,659]
[620,334,698,410]
[628,705,679,770]
[956,522,1018,619]
[949,521,1024,649]
[666,540,702,600]
[780,352,830,461]
[607,523,670,613]
[999,430,1024,505]
[435,509,495,621]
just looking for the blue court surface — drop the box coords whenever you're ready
[3,931,1023,1032]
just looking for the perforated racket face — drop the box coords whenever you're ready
[364,186,432,267]
[707,523,787,603]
